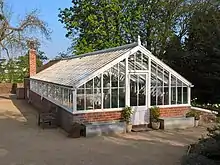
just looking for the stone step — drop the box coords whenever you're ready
[132,126,153,132]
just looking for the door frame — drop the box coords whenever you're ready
[128,71,149,125]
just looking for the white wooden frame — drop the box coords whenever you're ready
[30,41,193,114]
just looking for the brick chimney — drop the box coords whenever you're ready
[28,41,36,77]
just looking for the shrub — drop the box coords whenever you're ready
[181,124,220,165]
[186,110,201,120]
[121,106,133,124]
[150,106,160,122]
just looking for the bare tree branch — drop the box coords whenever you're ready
[0,0,51,59]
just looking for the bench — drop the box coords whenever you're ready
[38,111,58,129]
[159,117,194,130]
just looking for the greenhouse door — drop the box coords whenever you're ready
[129,73,149,125]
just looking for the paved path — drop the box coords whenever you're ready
[0,94,209,165]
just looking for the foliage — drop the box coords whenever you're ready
[58,0,198,56]
[59,0,220,105]
[150,106,160,122]
[0,0,51,59]
[121,106,133,124]
[186,110,201,120]
[182,124,220,165]
[0,48,47,83]
[164,1,220,104]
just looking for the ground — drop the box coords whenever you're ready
[0,94,211,165]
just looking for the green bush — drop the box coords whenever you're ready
[182,124,220,165]
[150,106,160,122]
[121,106,133,124]
[186,110,201,120]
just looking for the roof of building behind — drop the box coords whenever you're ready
[31,42,138,87]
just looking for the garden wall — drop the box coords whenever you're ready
[159,106,190,117]
[0,83,23,94]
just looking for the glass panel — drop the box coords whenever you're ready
[171,75,176,86]
[103,88,110,108]
[86,89,93,110]
[77,89,84,111]
[69,91,73,109]
[164,70,169,87]
[119,88,125,107]
[151,87,156,106]
[157,87,163,105]
[171,87,176,104]
[130,74,138,106]
[138,74,146,106]
[143,54,148,69]
[164,87,169,105]
[130,74,146,106]
[63,88,69,107]
[86,79,93,88]
[94,75,101,88]
[183,87,188,104]
[111,64,118,87]
[119,60,125,87]
[177,87,182,104]
[94,88,101,109]
[136,51,143,70]
[177,79,182,87]
[111,88,118,108]
[103,70,110,88]
[128,54,135,70]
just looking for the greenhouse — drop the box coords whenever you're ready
[30,39,192,125]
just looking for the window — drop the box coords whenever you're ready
[76,59,126,111]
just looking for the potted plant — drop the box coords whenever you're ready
[186,110,200,127]
[150,106,161,130]
[121,106,133,132]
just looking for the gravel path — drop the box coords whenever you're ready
[0,94,209,165]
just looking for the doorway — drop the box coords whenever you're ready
[129,72,149,125]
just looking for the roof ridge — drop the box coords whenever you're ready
[63,42,138,60]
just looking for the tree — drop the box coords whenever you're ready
[0,0,51,59]
[184,1,220,104]
[59,0,197,56]
[0,46,48,83]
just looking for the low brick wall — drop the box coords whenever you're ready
[73,111,122,123]
[159,106,190,117]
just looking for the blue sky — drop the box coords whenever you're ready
[7,0,72,59]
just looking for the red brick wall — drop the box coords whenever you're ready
[159,106,190,117]
[73,111,122,123]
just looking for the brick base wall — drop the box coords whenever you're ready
[73,111,122,123]
[159,106,191,117]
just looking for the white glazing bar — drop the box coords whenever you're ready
[92,79,94,110]
[168,73,171,105]
[156,64,158,105]
[181,82,184,104]
[84,84,86,110]
[162,68,164,105]
[187,87,191,105]
[148,58,151,107]
[110,69,112,108]
[145,73,148,106]
[176,78,178,104]
[101,73,104,109]
[125,57,130,106]
[117,63,120,108]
